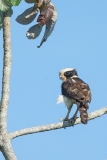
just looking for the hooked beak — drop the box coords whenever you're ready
[59,74,66,81]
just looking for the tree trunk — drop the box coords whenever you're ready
[0,9,17,160]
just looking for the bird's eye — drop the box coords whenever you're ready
[64,71,70,76]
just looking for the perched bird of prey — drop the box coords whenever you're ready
[57,68,91,125]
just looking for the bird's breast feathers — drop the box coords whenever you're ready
[57,95,76,109]
[63,96,76,109]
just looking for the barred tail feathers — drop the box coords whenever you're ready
[79,104,89,124]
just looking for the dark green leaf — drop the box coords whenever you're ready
[0,0,22,11]
[0,8,13,30]
[0,0,10,11]
[0,10,3,29]
[10,0,22,6]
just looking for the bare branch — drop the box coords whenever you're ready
[10,106,107,139]
[1,135,17,160]
[0,9,11,134]
[0,10,17,160]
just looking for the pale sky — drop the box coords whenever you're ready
[0,0,107,159]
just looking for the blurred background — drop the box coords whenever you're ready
[0,0,107,159]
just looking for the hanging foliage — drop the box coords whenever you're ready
[16,0,57,48]
[16,7,39,25]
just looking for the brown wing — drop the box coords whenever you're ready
[61,77,91,104]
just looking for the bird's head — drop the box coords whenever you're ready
[59,68,78,81]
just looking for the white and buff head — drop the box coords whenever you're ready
[59,68,78,81]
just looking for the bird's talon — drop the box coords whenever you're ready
[59,118,70,122]
[63,118,69,122]
[69,117,78,126]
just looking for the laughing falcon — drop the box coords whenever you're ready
[57,68,91,125]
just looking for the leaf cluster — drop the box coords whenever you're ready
[0,10,3,29]
[0,0,22,12]
[0,0,21,30]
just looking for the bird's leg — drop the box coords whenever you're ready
[63,108,71,121]
[69,106,79,126]
[60,107,72,122]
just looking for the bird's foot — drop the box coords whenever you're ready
[69,116,78,126]
[59,117,69,122]
[59,117,70,129]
